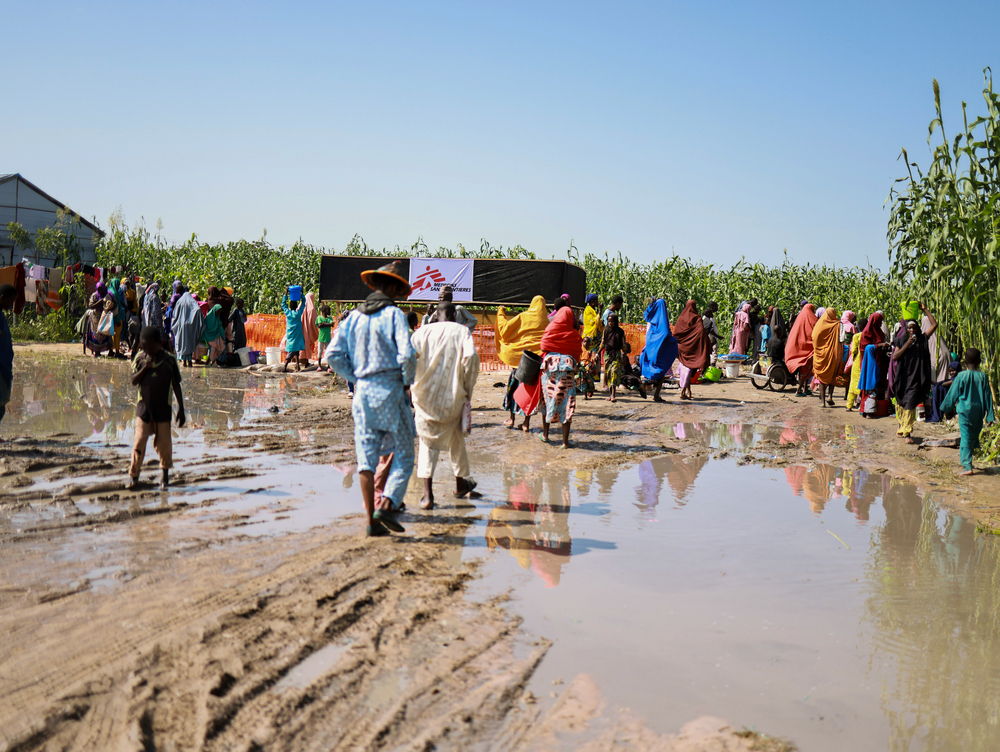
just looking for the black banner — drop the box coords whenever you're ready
[319,256,586,306]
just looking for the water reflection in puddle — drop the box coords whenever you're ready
[468,453,1000,752]
[7,356,999,750]
[3,354,307,444]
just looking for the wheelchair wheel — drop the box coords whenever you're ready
[749,361,770,390]
[768,364,790,392]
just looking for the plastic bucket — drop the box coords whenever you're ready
[724,362,741,379]
[236,347,252,366]
[265,346,282,366]
[514,351,542,386]
[288,285,303,302]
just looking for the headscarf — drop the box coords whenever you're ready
[841,310,857,336]
[785,302,817,374]
[815,306,826,319]
[547,294,572,320]
[108,278,127,323]
[582,297,602,339]
[168,280,184,310]
[172,291,205,360]
[640,299,678,380]
[141,282,163,329]
[96,282,108,299]
[859,312,885,351]
[540,305,582,360]
[923,314,950,383]
[301,291,318,357]
[858,345,880,392]
[890,320,932,409]
[811,307,842,385]
[768,306,787,333]
[201,303,225,342]
[496,296,549,367]
[729,302,751,355]
[674,299,710,370]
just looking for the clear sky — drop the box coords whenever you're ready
[6,1,998,269]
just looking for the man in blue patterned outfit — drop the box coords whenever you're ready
[327,261,415,536]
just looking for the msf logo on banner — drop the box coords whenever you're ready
[410,265,447,294]
[407,258,475,301]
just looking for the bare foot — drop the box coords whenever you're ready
[520,423,531,433]
[419,496,435,510]
[503,417,514,428]
[905,437,918,445]
[960,469,975,476]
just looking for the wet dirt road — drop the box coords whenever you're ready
[3,346,1000,750]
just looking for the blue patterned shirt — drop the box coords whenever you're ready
[327,306,416,385]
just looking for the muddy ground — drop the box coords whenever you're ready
[3,342,997,751]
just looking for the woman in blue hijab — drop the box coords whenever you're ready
[640,298,679,402]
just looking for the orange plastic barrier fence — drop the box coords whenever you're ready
[244,314,647,372]
[245,314,288,353]
[623,324,647,357]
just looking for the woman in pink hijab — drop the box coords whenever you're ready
[840,310,857,342]
[729,302,751,355]
[301,291,319,362]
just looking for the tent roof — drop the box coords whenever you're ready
[0,173,105,237]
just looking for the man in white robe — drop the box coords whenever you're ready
[411,304,480,509]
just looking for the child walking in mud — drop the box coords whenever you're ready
[127,327,186,490]
[941,348,995,476]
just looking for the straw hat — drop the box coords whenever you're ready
[360,260,411,295]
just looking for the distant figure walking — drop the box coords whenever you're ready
[127,327,186,490]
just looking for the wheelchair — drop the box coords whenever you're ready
[749,358,791,392]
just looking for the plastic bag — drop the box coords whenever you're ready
[462,401,473,434]
[97,312,115,336]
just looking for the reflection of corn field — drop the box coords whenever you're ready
[865,482,1000,751]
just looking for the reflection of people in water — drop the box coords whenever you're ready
[785,464,842,514]
[636,454,708,510]
[486,474,573,587]
[842,467,877,521]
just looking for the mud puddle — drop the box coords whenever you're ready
[463,439,1000,752]
[6,353,998,750]
[1,355,359,598]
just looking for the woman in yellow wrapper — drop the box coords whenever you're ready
[496,296,548,430]
[845,317,867,411]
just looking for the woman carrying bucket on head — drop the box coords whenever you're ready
[281,285,307,372]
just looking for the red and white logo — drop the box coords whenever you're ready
[407,258,475,301]
[410,265,447,293]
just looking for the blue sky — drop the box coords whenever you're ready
[6,1,998,269]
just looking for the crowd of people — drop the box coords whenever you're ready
[79,277,255,368]
[1,264,996,533]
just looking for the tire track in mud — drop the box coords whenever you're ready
[2,360,796,751]
[0,508,553,751]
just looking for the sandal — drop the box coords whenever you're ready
[366,521,390,537]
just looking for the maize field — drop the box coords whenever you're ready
[888,70,1000,457]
